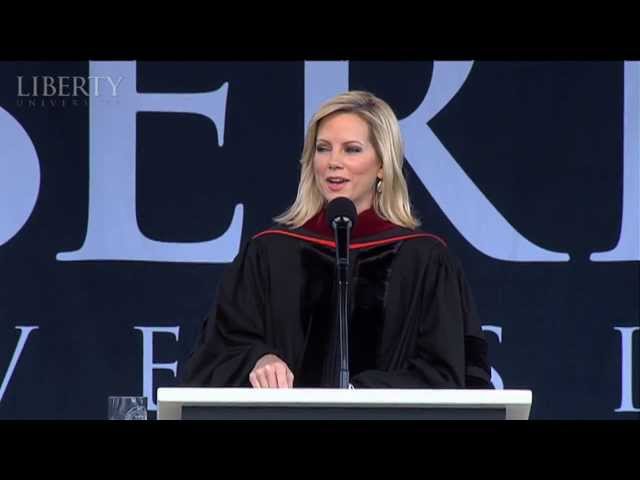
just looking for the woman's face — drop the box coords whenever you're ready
[313,112,382,214]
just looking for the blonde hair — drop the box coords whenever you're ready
[274,91,420,229]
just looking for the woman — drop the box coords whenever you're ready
[182,91,491,389]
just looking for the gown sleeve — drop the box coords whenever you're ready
[180,239,282,387]
[351,246,492,389]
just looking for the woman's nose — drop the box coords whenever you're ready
[328,154,344,170]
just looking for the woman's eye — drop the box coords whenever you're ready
[346,146,362,154]
[316,145,329,152]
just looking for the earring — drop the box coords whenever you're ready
[376,178,383,193]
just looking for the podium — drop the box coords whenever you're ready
[157,388,532,420]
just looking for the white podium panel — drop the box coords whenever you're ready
[157,388,532,420]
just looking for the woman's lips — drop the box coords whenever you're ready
[326,178,349,192]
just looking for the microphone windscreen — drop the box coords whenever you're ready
[326,197,357,229]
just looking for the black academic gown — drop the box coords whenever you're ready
[181,208,492,389]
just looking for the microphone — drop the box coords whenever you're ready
[326,197,357,388]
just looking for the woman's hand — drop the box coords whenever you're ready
[249,354,294,388]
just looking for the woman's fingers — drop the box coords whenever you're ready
[250,354,294,388]
[276,365,289,388]
[264,364,278,388]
